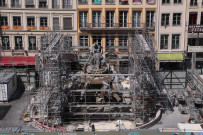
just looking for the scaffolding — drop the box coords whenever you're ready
[25,28,167,131]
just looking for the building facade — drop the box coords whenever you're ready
[77,0,157,72]
[186,0,203,70]
[0,0,77,58]
[0,0,77,87]
[156,0,186,70]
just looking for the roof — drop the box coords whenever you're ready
[0,56,35,65]
[157,53,184,61]
[0,72,15,83]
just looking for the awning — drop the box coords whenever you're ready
[0,56,35,65]
[157,53,184,61]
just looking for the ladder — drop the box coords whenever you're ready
[45,34,62,53]
[1,84,7,101]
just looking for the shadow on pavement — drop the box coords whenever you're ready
[0,105,11,120]
[10,76,25,101]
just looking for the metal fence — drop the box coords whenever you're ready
[158,71,186,89]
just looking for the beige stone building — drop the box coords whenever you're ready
[0,0,77,59]
[156,0,186,70]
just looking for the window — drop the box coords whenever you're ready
[1,36,10,50]
[39,0,47,8]
[162,0,170,4]
[174,0,181,4]
[106,36,114,51]
[63,18,72,30]
[27,17,35,26]
[92,0,102,4]
[201,12,203,25]
[26,0,34,8]
[190,0,197,6]
[80,35,88,51]
[11,0,20,7]
[28,36,37,50]
[188,38,196,46]
[133,0,142,4]
[52,0,58,8]
[40,17,47,27]
[146,11,155,28]
[132,11,141,27]
[119,11,128,27]
[53,18,59,30]
[92,11,101,27]
[119,35,128,51]
[189,12,197,25]
[79,11,88,28]
[13,16,21,26]
[106,0,115,4]
[160,35,169,49]
[173,13,181,25]
[64,36,72,49]
[172,34,180,49]
[161,13,170,26]
[0,0,6,7]
[106,11,115,27]
[120,0,128,4]
[93,36,101,46]
[15,36,23,50]
[0,16,8,26]
[63,0,72,8]
[78,0,88,4]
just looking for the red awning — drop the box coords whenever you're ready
[0,56,35,66]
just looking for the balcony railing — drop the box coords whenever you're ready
[0,3,7,7]
[27,26,36,31]
[78,0,88,4]
[13,26,23,30]
[63,4,72,8]
[26,5,35,8]
[11,3,21,7]
[28,46,37,50]
[39,4,48,8]
[0,26,9,30]
[79,23,155,30]
[15,46,24,50]
[120,0,128,5]
[190,2,198,7]
[52,5,59,8]
[2,46,10,50]
[105,0,115,4]
[188,24,203,33]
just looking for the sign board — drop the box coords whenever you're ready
[188,46,203,52]
[188,25,203,33]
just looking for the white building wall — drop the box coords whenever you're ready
[156,0,186,52]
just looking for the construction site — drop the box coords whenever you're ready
[0,29,203,133]
[15,28,166,132]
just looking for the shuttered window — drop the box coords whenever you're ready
[53,18,59,30]
[63,18,72,30]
